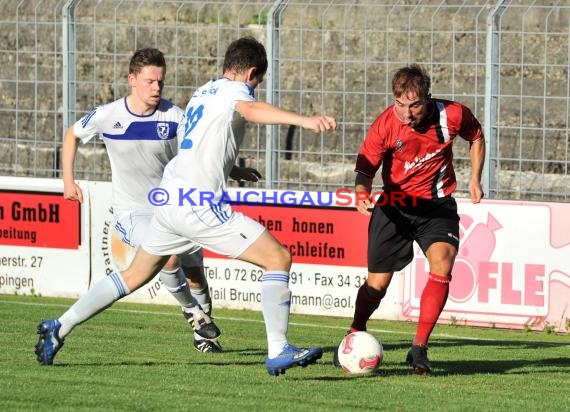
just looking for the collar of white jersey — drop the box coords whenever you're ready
[214,76,255,98]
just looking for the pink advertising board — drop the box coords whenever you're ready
[404,200,569,331]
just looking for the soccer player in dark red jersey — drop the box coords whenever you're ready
[336,64,485,374]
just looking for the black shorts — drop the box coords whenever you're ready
[367,193,460,273]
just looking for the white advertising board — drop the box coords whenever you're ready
[48,180,570,332]
[89,181,180,306]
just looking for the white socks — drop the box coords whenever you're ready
[59,272,130,338]
[159,268,200,315]
[190,286,211,315]
[261,271,291,358]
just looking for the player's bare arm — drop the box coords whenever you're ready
[235,100,336,132]
[468,138,485,204]
[61,125,84,203]
[354,173,374,216]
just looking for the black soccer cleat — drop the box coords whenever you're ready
[194,339,223,353]
[183,310,221,340]
[406,345,431,374]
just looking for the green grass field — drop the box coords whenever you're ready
[1,294,568,411]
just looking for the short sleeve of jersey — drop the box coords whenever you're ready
[355,114,388,178]
[73,106,104,144]
[459,105,483,142]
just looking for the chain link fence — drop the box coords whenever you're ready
[1,0,569,200]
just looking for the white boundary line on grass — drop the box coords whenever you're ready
[2,298,568,345]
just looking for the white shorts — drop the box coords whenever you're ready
[114,210,203,267]
[141,203,265,258]
[114,211,154,248]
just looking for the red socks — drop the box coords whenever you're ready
[413,272,450,346]
[349,273,450,345]
[350,282,383,331]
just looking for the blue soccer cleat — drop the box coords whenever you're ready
[265,344,323,376]
[35,319,64,365]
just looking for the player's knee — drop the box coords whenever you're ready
[365,273,392,292]
[428,255,455,276]
[266,245,292,271]
[162,262,178,272]
[162,255,179,271]
[278,245,292,268]
[185,266,206,287]
[365,283,386,300]
[427,244,456,270]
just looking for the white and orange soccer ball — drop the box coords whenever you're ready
[337,331,384,374]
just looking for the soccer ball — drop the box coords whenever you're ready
[337,331,383,374]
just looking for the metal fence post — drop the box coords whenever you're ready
[265,0,288,189]
[62,0,79,132]
[484,0,511,199]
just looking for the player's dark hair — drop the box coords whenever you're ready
[222,36,268,78]
[129,48,166,75]
[392,64,431,100]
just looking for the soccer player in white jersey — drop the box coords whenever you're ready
[58,48,258,353]
[36,37,337,375]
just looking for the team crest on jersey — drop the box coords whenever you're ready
[156,122,170,139]
[395,139,404,151]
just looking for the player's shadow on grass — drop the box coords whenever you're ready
[434,337,570,350]
[319,339,570,378]
[434,357,570,376]
[208,348,266,355]
[59,358,265,367]
[323,342,409,352]
[51,360,180,367]
[300,356,570,381]
[429,337,570,375]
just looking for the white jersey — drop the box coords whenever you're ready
[74,97,181,215]
[143,78,263,258]
[162,78,254,207]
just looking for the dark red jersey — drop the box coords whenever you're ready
[355,99,483,199]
